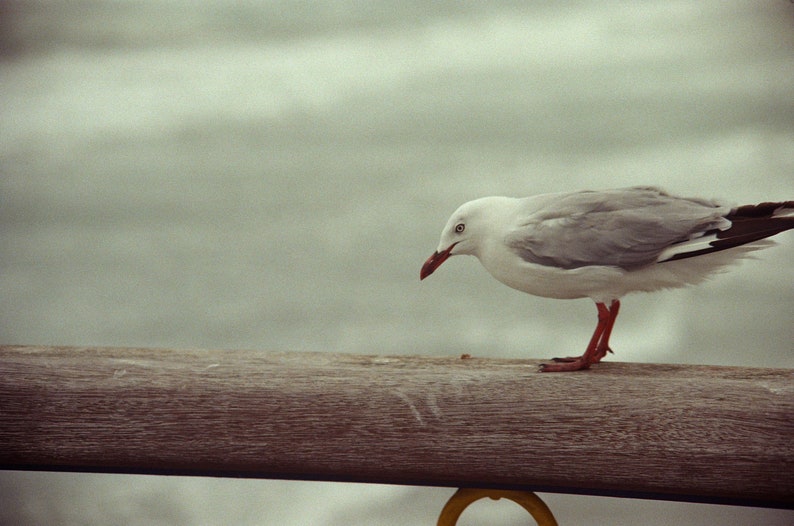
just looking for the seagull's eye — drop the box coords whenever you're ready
[455,223,465,233]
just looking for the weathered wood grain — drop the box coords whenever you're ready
[1,345,792,508]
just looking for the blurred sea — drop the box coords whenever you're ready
[1,1,793,524]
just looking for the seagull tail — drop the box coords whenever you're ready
[658,200,794,263]
[719,200,794,247]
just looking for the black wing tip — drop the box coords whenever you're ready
[728,201,794,219]
[661,200,794,263]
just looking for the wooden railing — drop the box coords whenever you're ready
[1,345,792,510]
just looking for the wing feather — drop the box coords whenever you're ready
[506,187,730,270]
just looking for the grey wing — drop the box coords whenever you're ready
[507,187,730,270]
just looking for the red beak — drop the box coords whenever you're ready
[420,243,457,280]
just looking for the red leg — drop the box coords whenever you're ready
[540,300,620,372]
[592,300,620,363]
[546,303,610,364]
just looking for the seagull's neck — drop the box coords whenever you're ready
[470,197,522,260]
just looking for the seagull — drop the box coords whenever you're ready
[420,186,794,372]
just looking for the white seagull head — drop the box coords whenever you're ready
[420,197,511,280]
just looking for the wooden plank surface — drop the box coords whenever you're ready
[1,345,792,508]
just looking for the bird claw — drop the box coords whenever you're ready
[539,359,591,372]
[592,346,612,362]
[550,356,579,363]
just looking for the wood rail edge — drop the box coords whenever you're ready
[1,345,792,508]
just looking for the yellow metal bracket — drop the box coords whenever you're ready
[437,488,558,526]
